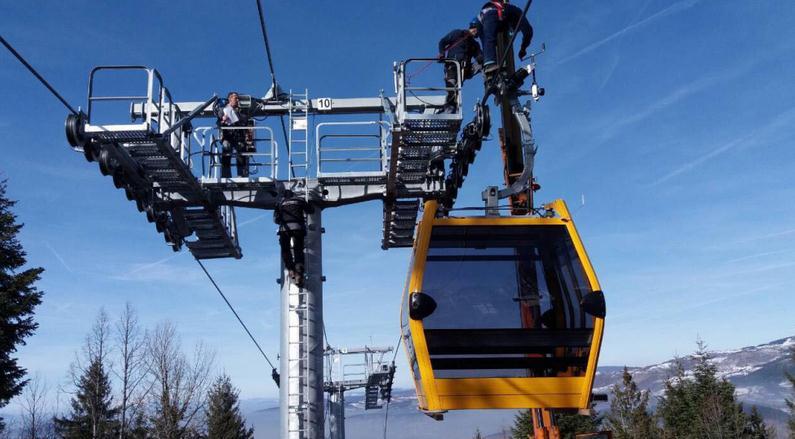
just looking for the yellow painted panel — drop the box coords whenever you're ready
[553,199,606,408]
[408,200,442,409]
[415,385,428,410]
[433,217,566,227]
[435,377,585,397]
[438,394,582,410]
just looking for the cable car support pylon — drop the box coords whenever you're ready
[2,2,611,435]
[60,59,466,438]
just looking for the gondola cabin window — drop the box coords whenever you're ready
[420,225,594,379]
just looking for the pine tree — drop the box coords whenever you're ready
[691,341,747,438]
[54,357,120,438]
[0,180,44,434]
[605,367,658,438]
[205,374,253,439]
[55,310,119,438]
[510,407,602,439]
[555,405,602,439]
[510,409,533,439]
[658,340,771,439]
[743,406,773,439]
[656,359,695,438]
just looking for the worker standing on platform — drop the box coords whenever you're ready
[219,91,253,178]
[274,190,315,287]
[477,0,533,77]
[438,20,483,113]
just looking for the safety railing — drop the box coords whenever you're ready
[341,362,368,383]
[219,204,239,249]
[192,126,279,180]
[86,66,182,134]
[85,65,197,173]
[394,58,462,123]
[315,121,390,178]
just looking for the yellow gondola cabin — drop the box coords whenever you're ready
[401,199,605,418]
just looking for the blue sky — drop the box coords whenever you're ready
[2,0,795,407]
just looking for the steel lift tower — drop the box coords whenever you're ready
[324,346,396,439]
[4,4,596,436]
[63,58,505,438]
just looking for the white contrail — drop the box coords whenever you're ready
[730,228,795,246]
[238,213,269,228]
[725,248,795,264]
[126,252,182,275]
[651,107,795,185]
[44,241,74,273]
[651,137,746,186]
[598,53,621,91]
[600,74,718,141]
[558,0,701,64]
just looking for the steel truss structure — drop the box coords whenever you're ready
[64,50,541,438]
[324,346,395,439]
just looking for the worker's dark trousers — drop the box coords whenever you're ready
[279,229,306,273]
[443,63,475,110]
[480,9,500,66]
[221,140,250,178]
[443,64,460,110]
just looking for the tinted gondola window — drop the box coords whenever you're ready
[421,225,594,379]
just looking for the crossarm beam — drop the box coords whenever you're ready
[132,96,446,119]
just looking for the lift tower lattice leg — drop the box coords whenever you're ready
[328,385,345,439]
[280,207,324,439]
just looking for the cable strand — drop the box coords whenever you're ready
[194,258,276,371]
[499,0,533,70]
[250,1,294,179]
[382,333,403,439]
[254,0,278,87]
[1,35,79,115]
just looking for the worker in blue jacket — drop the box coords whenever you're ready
[438,20,484,112]
[477,0,533,76]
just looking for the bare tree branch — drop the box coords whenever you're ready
[113,303,148,439]
[18,374,54,439]
[146,322,215,438]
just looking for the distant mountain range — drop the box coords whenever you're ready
[242,336,794,438]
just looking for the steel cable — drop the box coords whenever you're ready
[499,0,533,69]
[251,1,294,179]
[195,258,279,384]
[382,333,403,439]
[1,35,79,115]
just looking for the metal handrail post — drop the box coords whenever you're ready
[146,69,155,132]
[273,136,279,180]
[401,63,407,119]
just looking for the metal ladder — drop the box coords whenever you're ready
[289,89,310,180]
[287,282,312,437]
